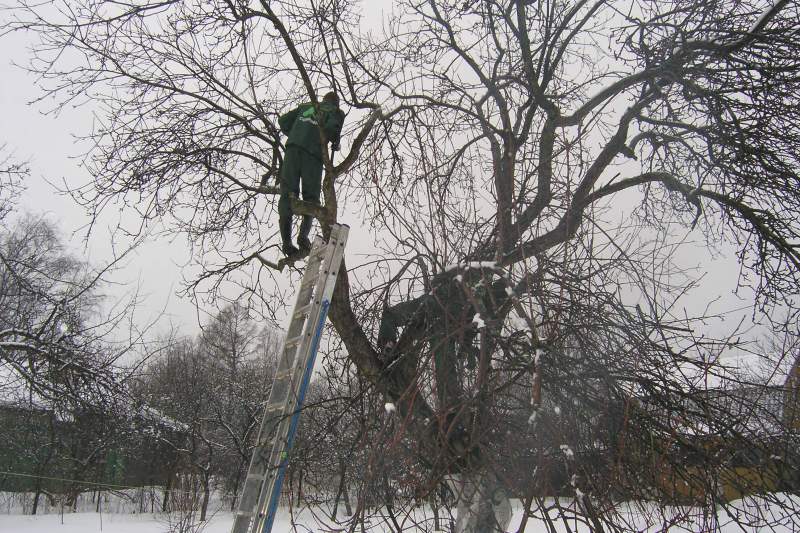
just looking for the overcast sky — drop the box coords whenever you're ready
[0,27,201,335]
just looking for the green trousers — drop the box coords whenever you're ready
[279,144,323,247]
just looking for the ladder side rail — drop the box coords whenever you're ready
[251,267,325,507]
[282,228,346,405]
[253,238,326,442]
[280,226,346,448]
[249,278,329,531]
[260,227,348,533]
[277,244,326,361]
[231,351,289,533]
[253,239,339,532]
[260,245,325,414]
[232,338,302,533]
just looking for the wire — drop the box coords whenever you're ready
[0,471,191,496]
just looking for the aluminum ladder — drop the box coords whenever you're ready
[231,223,349,533]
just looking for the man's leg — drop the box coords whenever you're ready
[297,217,313,253]
[297,153,324,251]
[279,146,302,256]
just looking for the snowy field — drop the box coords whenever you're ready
[2,492,799,532]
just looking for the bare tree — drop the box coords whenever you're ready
[0,143,25,219]
[134,304,278,520]
[136,337,217,521]
[199,304,278,510]
[0,211,130,407]
[4,0,800,530]
[0,145,157,413]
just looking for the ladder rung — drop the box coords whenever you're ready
[298,279,316,293]
[295,291,314,307]
[257,436,275,448]
[285,334,304,347]
[265,402,284,412]
[274,368,293,380]
[298,301,321,316]
[300,282,314,300]
[293,303,312,318]
[309,243,329,259]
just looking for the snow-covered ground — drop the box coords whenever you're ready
[2,493,799,532]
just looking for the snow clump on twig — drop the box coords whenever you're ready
[560,444,574,459]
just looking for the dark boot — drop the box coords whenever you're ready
[280,214,298,257]
[297,215,313,252]
[297,236,312,254]
[282,242,299,257]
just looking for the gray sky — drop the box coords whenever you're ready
[1,28,200,335]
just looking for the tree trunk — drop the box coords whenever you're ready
[450,471,511,533]
[331,481,341,519]
[162,474,172,512]
[199,472,210,522]
[332,458,351,519]
[31,487,41,515]
[342,481,353,517]
[230,475,239,512]
[298,468,305,501]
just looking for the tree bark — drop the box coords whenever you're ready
[332,457,351,519]
[31,486,41,515]
[199,471,210,522]
[450,471,511,533]
[162,474,172,513]
[343,481,353,517]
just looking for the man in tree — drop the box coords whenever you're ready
[379,277,478,363]
[378,282,476,413]
[277,91,345,257]
[378,270,507,407]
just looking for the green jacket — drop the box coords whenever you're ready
[279,102,344,158]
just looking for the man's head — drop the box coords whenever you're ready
[322,91,339,106]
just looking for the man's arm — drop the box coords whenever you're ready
[278,106,300,136]
[377,297,425,349]
[323,108,345,150]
